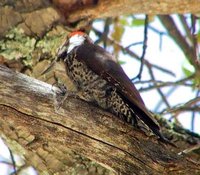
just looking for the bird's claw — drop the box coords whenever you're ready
[52,82,79,110]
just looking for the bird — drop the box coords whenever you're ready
[56,31,174,146]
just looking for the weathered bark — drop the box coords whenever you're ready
[0,0,199,37]
[0,65,200,175]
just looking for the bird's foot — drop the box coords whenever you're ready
[52,82,78,110]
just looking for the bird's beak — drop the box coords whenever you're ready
[41,41,69,76]
[40,59,56,75]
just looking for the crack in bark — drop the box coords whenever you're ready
[1,103,158,172]
[1,65,200,174]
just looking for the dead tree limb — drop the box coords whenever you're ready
[0,65,200,175]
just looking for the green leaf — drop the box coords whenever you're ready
[118,60,126,65]
[131,19,144,26]
[182,59,195,77]
[182,66,193,77]
[119,18,129,26]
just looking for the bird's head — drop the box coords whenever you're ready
[41,31,92,76]
[57,31,92,60]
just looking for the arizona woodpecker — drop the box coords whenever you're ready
[56,31,173,145]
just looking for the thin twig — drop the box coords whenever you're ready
[8,148,17,175]
[138,74,194,92]
[178,15,193,43]
[158,15,200,71]
[125,42,143,49]
[132,15,149,81]
[191,109,195,132]
[178,143,200,155]
[191,90,200,131]
[148,25,168,51]
[191,14,200,69]
[94,18,112,48]
[147,65,171,111]
[161,96,200,114]
[154,86,177,112]
[148,25,168,36]
[10,164,30,175]
[0,160,13,165]
[92,28,176,77]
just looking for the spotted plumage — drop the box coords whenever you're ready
[57,31,174,146]
[64,50,134,124]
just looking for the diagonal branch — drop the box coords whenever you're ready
[0,65,200,174]
[158,15,200,73]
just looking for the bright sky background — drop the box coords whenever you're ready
[92,15,200,134]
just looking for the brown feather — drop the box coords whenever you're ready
[75,43,160,132]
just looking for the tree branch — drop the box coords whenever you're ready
[158,15,200,72]
[1,1,200,38]
[0,65,200,174]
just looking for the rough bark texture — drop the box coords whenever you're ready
[0,65,200,175]
[0,0,200,37]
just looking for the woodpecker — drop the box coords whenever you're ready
[57,31,173,145]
